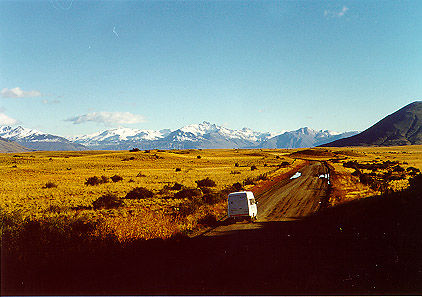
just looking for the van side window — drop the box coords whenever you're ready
[249,199,255,205]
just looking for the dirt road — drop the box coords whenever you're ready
[205,161,329,236]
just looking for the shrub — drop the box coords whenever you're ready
[43,181,57,189]
[144,150,150,153]
[197,155,201,159]
[243,177,255,186]
[122,157,135,161]
[158,185,171,195]
[279,161,290,167]
[174,188,202,200]
[175,168,182,172]
[110,174,123,182]
[392,165,405,172]
[256,173,267,181]
[137,172,146,177]
[231,182,243,192]
[174,202,197,217]
[231,171,241,174]
[410,174,422,190]
[198,214,218,227]
[129,148,140,152]
[93,194,123,210]
[201,187,213,194]
[203,192,223,204]
[195,177,216,188]
[171,183,183,190]
[128,179,135,183]
[85,176,108,186]
[234,162,239,167]
[125,187,154,199]
[251,165,257,171]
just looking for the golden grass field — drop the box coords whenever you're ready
[1,146,421,242]
[295,145,422,206]
[0,149,299,241]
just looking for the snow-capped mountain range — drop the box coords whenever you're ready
[0,122,359,151]
[0,126,86,151]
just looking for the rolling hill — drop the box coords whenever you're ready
[0,137,32,153]
[322,101,422,147]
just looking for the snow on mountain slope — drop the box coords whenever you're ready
[1,123,358,150]
[259,127,359,149]
[0,126,86,151]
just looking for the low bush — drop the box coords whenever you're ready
[203,192,224,204]
[230,171,241,174]
[175,168,182,172]
[256,173,268,181]
[243,177,255,186]
[392,165,405,172]
[85,176,109,186]
[110,175,123,182]
[122,157,135,161]
[137,172,146,177]
[158,185,172,195]
[174,188,202,200]
[198,214,218,227]
[125,187,154,199]
[279,161,290,167]
[234,162,239,167]
[174,202,197,217]
[195,177,216,188]
[171,183,183,190]
[197,155,201,159]
[410,174,422,190]
[251,165,257,171]
[221,182,244,196]
[200,187,212,194]
[43,181,57,189]
[93,194,124,210]
[231,182,243,192]
[129,148,140,152]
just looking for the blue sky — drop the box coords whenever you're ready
[0,0,421,137]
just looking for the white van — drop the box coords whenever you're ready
[228,191,258,222]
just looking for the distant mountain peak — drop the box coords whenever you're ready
[0,125,86,151]
[1,121,360,151]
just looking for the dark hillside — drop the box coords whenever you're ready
[322,101,422,147]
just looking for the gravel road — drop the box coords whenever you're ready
[205,161,329,236]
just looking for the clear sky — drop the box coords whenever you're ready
[0,0,421,137]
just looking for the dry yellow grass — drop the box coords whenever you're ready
[0,149,296,240]
[2,146,421,241]
[326,145,422,206]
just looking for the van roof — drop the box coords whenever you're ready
[228,191,253,195]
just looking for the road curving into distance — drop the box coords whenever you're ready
[204,161,330,236]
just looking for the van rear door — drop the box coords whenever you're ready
[228,193,249,217]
